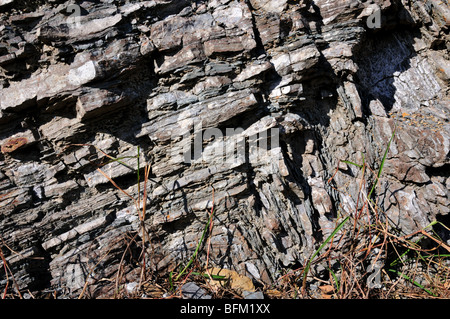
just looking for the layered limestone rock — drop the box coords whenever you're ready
[0,0,448,297]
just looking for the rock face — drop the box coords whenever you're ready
[0,0,448,297]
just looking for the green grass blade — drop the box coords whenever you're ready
[101,156,138,171]
[136,146,141,212]
[388,269,436,297]
[175,209,215,281]
[328,266,339,291]
[341,160,363,169]
[302,216,350,290]
[390,248,411,267]
[426,254,450,258]
[368,125,396,199]
[191,272,226,280]
[137,146,140,181]
[169,271,174,291]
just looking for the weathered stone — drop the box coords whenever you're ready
[203,35,257,57]
[270,44,320,76]
[9,161,64,187]
[343,81,363,118]
[76,89,134,120]
[42,215,109,250]
[314,0,363,25]
[0,187,32,212]
[43,179,79,198]
[39,116,85,143]
[0,130,36,153]
[254,13,280,46]
[83,148,145,188]
[37,7,122,43]
[0,0,13,7]
[234,61,273,82]
[0,0,448,299]
[181,282,212,299]
[0,51,96,113]
[249,0,287,14]
[243,290,264,299]
[155,43,206,74]
[139,89,259,142]
[151,14,215,52]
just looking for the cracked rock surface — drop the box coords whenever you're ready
[0,0,448,297]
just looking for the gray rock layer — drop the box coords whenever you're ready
[0,0,448,297]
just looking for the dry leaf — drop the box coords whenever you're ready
[319,285,334,294]
[319,285,335,299]
[141,282,165,298]
[265,289,283,298]
[207,267,255,294]
[444,281,450,289]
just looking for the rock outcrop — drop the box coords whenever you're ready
[0,0,448,297]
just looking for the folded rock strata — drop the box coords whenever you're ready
[0,0,448,297]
